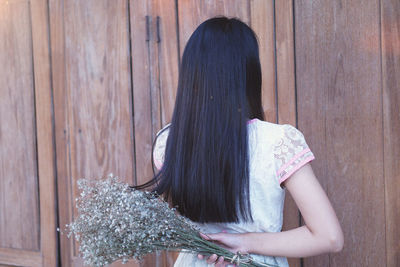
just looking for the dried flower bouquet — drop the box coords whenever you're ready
[63,174,278,267]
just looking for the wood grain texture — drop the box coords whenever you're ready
[275,0,296,125]
[274,1,300,267]
[250,0,277,123]
[51,0,136,266]
[381,0,400,266]
[155,0,180,128]
[130,0,155,188]
[30,0,58,265]
[130,2,162,267]
[0,247,42,267]
[295,0,385,266]
[146,0,181,265]
[0,0,40,251]
[48,0,72,264]
[0,0,57,265]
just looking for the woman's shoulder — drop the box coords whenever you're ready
[249,119,290,140]
[155,122,171,136]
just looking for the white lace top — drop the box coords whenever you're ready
[152,118,315,267]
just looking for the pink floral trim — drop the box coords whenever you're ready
[276,147,311,175]
[278,155,315,185]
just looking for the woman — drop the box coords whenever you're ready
[134,16,344,266]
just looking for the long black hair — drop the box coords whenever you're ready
[132,16,264,223]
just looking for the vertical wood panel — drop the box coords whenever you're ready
[130,0,154,188]
[149,0,181,265]
[274,1,300,266]
[0,0,58,265]
[381,0,400,266]
[0,0,40,251]
[275,0,296,125]
[129,0,164,264]
[250,0,277,123]
[64,0,134,185]
[295,0,385,266]
[0,248,42,267]
[48,0,71,264]
[30,0,58,264]
[51,0,136,266]
[156,0,180,127]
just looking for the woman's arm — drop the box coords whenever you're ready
[241,163,344,257]
[198,163,344,265]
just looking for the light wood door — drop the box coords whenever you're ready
[0,0,58,266]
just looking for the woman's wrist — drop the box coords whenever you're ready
[238,232,258,254]
[236,226,342,258]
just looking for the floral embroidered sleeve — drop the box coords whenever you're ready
[152,123,171,171]
[273,124,315,188]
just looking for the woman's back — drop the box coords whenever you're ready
[153,118,315,266]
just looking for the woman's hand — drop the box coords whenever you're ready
[197,253,231,267]
[197,231,248,266]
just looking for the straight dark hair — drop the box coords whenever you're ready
[132,16,264,223]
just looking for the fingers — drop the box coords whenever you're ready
[197,253,229,266]
[199,232,211,240]
[214,255,226,267]
[206,254,218,264]
[196,253,219,264]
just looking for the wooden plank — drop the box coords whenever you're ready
[381,0,400,266]
[130,0,154,188]
[295,1,385,266]
[147,0,162,147]
[294,3,328,265]
[50,0,136,266]
[275,0,296,125]
[138,0,181,265]
[30,0,59,265]
[0,0,40,251]
[65,0,135,263]
[274,1,300,267]
[156,0,180,127]
[250,0,277,122]
[0,248,42,267]
[130,0,178,264]
[129,2,161,265]
[48,0,72,265]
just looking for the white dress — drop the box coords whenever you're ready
[152,118,315,267]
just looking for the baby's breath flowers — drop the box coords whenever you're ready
[63,174,277,267]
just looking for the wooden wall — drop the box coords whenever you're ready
[295,0,399,266]
[0,0,57,266]
[0,0,398,266]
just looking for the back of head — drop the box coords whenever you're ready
[136,16,264,223]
